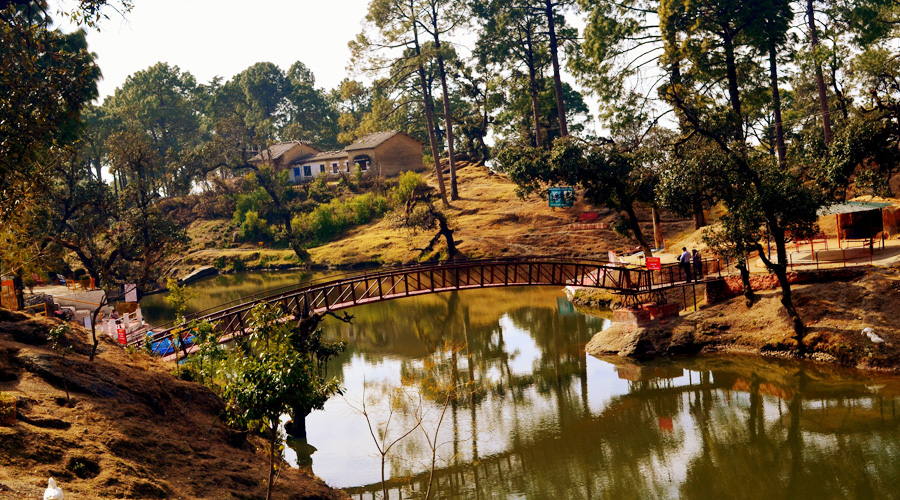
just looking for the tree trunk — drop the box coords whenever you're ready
[525,29,544,147]
[768,38,787,168]
[544,0,568,137]
[652,207,664,249]
[437,213,458,259]
[735,259,755,304]
[412,24,449,206]
[419,69,450,206]
[807,0,833,145]
[433,30,458,200]
[287,407,308,439]
[266,425,277,500]
[622,202,653,258]
[723,30,744,144]
[693,201,706,230]
[768,226,806,351]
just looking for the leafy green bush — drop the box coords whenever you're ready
[238,210,270,241]
[392,171,425,207]
[232,186,270,226]
[307,175,331,203]
[213,256,226,270]
[292,193,389,245]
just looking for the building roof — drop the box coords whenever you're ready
[817,201,894,216]
[305,150,348,162]
[345,130,421,151]
[248,141,318,162]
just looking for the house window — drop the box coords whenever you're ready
[345,161,350,173]
[331,163,338,174]
[319,165,325,174]
[303,165,312,177]
[352,155,371,172]
[293,167,300,178]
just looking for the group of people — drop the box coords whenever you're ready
[678,247,703,282]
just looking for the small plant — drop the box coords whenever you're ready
[0,392,15,426]
[231,258,245,272]
[213,256,226,270]
[48,325,73,404]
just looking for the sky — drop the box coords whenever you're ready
[57,0,376,102]
[54,0,603,134]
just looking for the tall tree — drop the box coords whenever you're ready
[353,0,450,205]
[659,0,825,346]
[806,0,834,144]
[0,1,108,222]
[105,62,201,196]
[421,0,466,199]
[543,0,575,137]
[475,0,549,147]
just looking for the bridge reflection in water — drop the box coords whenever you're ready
[293,287,900,500]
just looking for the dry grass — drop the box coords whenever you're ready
[0,310,346,499]
[310,162,696,266]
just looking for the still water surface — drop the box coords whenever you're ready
[143,271,900,499]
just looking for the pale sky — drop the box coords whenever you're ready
[55,0,603,133]
[57,0,375,101]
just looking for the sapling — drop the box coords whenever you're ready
[48,324,74,404]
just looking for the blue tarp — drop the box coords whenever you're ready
[148,333,196,356]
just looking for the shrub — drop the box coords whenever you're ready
[293,193,389,245]
[238,211,270,242]
[392,171,425,207]
[233,187,271,226]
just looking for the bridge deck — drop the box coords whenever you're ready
[139,257,722,356]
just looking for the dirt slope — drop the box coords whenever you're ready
[587,267,900,371]
[0,310,347,500]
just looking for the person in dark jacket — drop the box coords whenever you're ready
[692,249,702,281]
[679,247,692,282]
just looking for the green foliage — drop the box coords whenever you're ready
[238,211,270,242]
[182,319,225,388]
[213,256,226,270]
[496,137,658,255]
[292,193,389,245]
[0,3,103,222]
[233,186,272,225]
[222,304,344,499]
[230,258,246,272]
[307,175,331,203]
[164,278,196,320]
[48,324,74,403]
[392,172,426,206]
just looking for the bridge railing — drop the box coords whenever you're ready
[135,257,654,352]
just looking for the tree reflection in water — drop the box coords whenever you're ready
[288,286,900,500]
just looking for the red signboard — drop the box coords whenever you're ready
[117,328,127,345]
[646,257,661,270]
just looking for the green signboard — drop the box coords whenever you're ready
[548,187,575,207]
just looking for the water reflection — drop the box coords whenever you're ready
[296,286,900,500]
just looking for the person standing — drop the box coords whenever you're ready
[692,249,702,281]
[679,247,692,282]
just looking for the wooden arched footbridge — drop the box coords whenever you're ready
[136,256,721,354]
